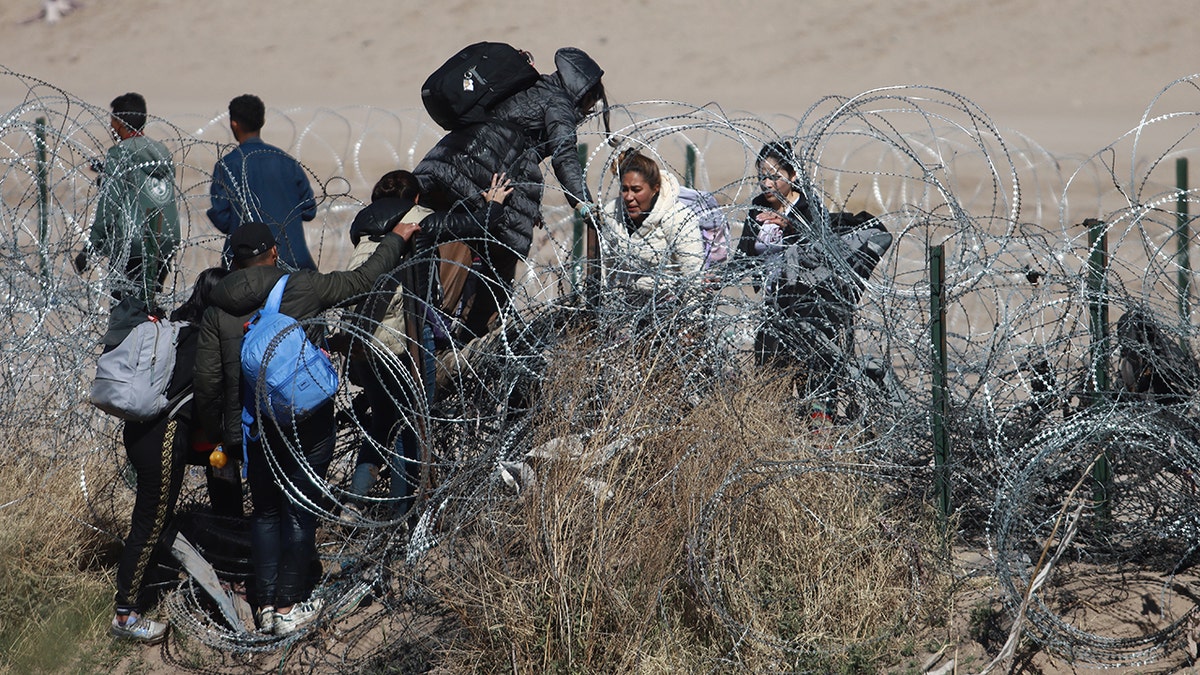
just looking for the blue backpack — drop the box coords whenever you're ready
[240,275,338,434]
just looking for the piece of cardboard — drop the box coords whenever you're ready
[171,533,248,632]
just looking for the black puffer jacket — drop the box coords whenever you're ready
[346,196,506,315]
[413,122,543,256]
[492,47,604,208]
[412,48,604,258]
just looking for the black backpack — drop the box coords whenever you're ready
[829,211,893,282]
[421,42,540,131]
[1117,309,1200,405]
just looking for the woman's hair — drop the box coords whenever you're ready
[757,140,797,179]
[579,80,619,147]
[616,150,661,190]
[371,169,421,202]
[578,81,605,115]
[170,267,230,323]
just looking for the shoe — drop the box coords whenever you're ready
[254,605,277,634]
[274,598,323,636]
[339,503,366,526]
[110,613,168,644]
[350,463,379,496]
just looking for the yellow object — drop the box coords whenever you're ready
[209,449,228,469]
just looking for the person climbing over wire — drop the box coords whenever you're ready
[415,45,612,341]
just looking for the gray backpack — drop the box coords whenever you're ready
[90,317,184,421]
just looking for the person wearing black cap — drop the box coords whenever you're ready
[228,220,278,263]
[193,217,420,635]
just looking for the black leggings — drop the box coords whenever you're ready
[114,415,188,615]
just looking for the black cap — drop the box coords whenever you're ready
[230,222,276,261]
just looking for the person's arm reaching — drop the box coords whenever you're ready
[411,173,515,243]
[193,306,226,447]
[313,220,421,307]
[543,96,590,208]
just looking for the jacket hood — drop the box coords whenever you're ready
[210,265,287,317]
[349,197,416,247]
[647,171,682,224]
[554,47,603,106]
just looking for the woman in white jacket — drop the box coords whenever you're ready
[601,150,706,292]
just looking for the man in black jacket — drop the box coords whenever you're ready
[193,219,419,635]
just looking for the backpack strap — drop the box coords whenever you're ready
[264,274,289,315]
[241,273,290,477]
[166,391,193,420]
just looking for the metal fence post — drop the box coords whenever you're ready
[929,244,950,526]
[685,144,697,189]
[1085,217,1111,519]
[36,117,49,280]
[1177,157,1191,335]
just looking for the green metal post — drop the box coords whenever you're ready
[929,244,950,526]
[36,117,49,279]
[1085,217,1111,518]
[1086,218,1110,397]
[685,144,697,189]
[1177,157,1191,334]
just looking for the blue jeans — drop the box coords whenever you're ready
[245,400,334,608]
[349,323,436,516]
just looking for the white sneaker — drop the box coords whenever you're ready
[274,598,323,635]
[109,613,168,644]
[254,605,277,634]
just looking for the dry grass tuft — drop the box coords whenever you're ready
[0,444,125,674]
[430,331,951,673]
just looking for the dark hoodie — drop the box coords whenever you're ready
[193,231,411,450]
[491,47,604,207]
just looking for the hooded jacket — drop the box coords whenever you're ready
[412,121,543,256]
[412,47,605,259]
[601,170,706,291]
[492,47,604,208]
[193,232,410,450]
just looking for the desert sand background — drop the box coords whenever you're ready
[1,0,1196,164]
[1,4,1199,673]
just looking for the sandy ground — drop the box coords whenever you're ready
[3,3,1200,674]
[1,0,1197,161]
